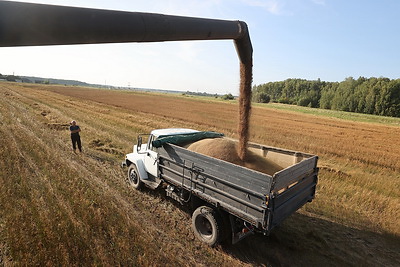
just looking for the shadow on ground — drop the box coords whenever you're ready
[222,212,400,267]
[141,185,399,267]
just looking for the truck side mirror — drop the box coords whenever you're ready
[137,136,142,152]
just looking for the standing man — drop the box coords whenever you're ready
[69,120,82,153]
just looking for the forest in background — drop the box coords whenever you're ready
[252,77,400,117]
[3,72,400,117]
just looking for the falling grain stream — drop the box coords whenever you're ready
[237,61,253,161]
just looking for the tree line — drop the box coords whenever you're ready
[252,77,400,117]
[0,73,21,82]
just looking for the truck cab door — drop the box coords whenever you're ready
[143,135,158,177]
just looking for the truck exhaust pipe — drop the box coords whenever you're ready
[0,1,253,159]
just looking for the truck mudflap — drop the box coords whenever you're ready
[230,215,256,244]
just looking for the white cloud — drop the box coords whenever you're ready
[147,0,224,17]
[240,0,285,15]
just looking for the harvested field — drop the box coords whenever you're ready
[1,82,399,266]
[42,85,400,173]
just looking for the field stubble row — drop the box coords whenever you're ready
[43,85,400,231]
[45,85,400,171]
[0,83,242,266]
[1,82,399,266]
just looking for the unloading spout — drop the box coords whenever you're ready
[0,1,252,64]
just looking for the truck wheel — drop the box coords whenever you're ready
[192,206,222,247]
[128,164,142,190]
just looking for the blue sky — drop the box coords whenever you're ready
[1,0,399,94]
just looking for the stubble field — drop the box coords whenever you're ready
[0,82,399,266]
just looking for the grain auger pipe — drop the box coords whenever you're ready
[0,0,253,159]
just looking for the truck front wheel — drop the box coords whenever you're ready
[127,164,142,190]
[192,206,222,247]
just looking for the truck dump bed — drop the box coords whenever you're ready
[157,139,318,233]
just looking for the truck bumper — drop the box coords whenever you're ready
[121,161,127,168]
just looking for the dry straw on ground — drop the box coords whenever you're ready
[1,83,398,266]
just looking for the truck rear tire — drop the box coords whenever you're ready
[127,164,142,190]
[192,206,222,247]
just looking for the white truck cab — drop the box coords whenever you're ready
[123,128,199,189]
